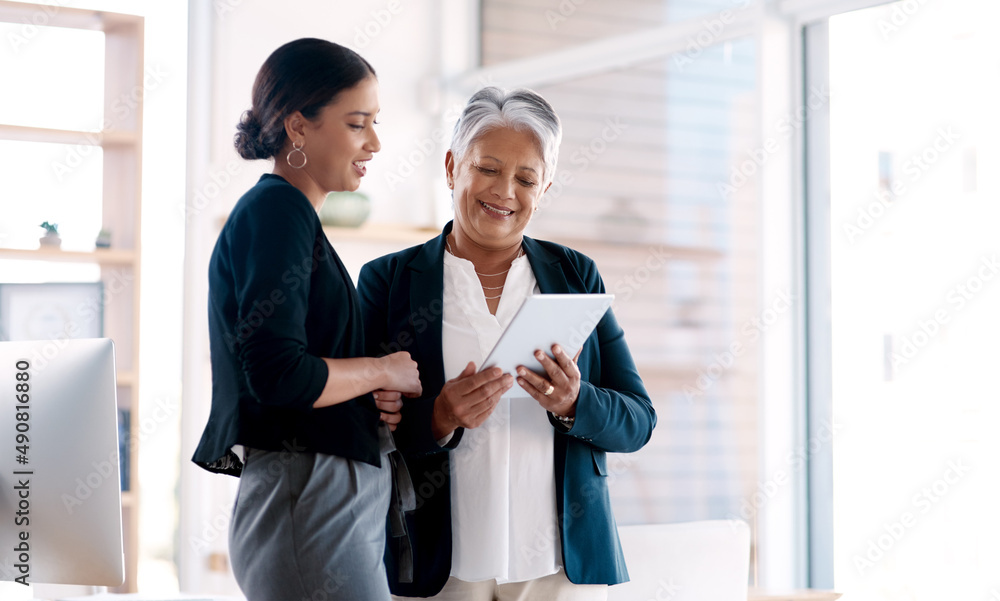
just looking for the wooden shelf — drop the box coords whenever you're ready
[0,123,139,147]
[0,1,106,30]
[0,246,137,265]
[323,222,440,244]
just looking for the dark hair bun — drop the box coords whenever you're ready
[234,110,268,160]
[234,39,376,162]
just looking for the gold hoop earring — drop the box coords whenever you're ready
[287,140,307,169]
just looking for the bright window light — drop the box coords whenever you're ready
[830,1,1000,599]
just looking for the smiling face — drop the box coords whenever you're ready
[307,75,381,192]
[281,75,381,202]
[446,126,551,251]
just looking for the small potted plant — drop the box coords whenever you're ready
[39,221,61,248]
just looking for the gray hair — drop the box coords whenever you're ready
[449,87,562,183]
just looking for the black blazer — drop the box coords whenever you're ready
[193,174,381,475]
[358,222,656,596]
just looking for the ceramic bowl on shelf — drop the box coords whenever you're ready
[319,191,370,228]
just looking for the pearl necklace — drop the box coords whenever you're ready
[446,239,524,300]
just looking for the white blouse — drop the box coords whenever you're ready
[442,249,561,584]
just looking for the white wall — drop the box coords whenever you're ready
[180,0,456,594]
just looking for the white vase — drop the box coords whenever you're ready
[39,233,61,248]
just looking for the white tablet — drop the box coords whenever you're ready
[480,294,614,382]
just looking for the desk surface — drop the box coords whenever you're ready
[748,589,843,601]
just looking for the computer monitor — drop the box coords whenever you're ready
[0,338,125,589]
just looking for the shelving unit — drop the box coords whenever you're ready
[0,2,144,593]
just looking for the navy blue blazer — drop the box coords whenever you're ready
[193,174,381,476]
[358,222,656,596]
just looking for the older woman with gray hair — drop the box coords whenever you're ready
[358,87,656,601]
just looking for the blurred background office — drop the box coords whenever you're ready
[0,1,997,599]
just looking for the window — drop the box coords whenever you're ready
[822,1,1000,597]
[800,0,1000,596]
[0,22,106,258]
[479,0,764,557]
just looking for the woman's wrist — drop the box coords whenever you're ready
[371,356,390,391]
[554,398,576,418]
[549,399,577,428]
[430,396,457,440]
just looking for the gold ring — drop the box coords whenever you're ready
[543,384,555,396]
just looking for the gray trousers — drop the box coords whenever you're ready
[230,426,393,601]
